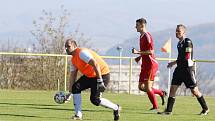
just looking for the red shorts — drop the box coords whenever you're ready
[139,63,158,82]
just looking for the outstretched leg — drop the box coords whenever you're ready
[143,81,159,110]
[191,87,209,115]
[139,82,167,106]
[152,87,167,105]
[72,94,82,119]
[158,85,179,115]
[90,74,121,121]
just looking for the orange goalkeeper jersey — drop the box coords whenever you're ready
[71,48,110,78]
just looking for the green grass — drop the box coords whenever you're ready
[0,90,214,121]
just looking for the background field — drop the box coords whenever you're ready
[0,90,214,121]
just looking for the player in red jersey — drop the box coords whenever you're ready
[132,18,166,111]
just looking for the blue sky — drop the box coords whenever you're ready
[0,0,215,53]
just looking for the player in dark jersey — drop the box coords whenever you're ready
[158,24,209,115]
[132,18,167,111]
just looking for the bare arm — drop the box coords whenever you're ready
[68,70,78,93]
[167,61,177,68]
[139,50,153,55]
[88,58,106,92]
[132,48,154,55]
[88,59,102,79]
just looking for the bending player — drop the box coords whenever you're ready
[64,39,121,120]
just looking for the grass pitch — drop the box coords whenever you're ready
[0,90,214,121]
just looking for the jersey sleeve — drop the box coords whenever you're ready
[145,32,151,44]
[185,38,192,52]
[185,38,194,66]
[79,50,94,63]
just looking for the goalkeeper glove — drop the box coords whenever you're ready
[97,78,106,92]
[65,92,72,103]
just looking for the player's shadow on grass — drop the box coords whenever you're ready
[0,102,58,107]
[123,107,157,114]
[0,102,111,113]
[27,106,73,111]
[138,112,201,116]
[27,106,111,113]
[0,113,68,120]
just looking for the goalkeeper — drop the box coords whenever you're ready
[64,39,121,121]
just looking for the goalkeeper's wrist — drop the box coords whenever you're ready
[68,91,72,95]
[97,78,103,82]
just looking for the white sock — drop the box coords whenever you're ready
[67,93,73,101]
[100,98,118,110]
[73,94,82,117]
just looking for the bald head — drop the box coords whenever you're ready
[65,39,77,47]
[65,38,78,55]
[176,24,186,40]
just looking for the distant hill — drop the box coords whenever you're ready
[106,23,215,60]
[105,23,215,75]
[106,23,215,94]
[0,31,34,50]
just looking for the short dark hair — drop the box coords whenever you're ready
[136,18,147,25]
[177,24,186,30]
[65,38,77,47]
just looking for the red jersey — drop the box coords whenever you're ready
[139,32,158,81]
[139,32,158,69]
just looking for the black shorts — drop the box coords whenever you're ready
[171,67,197,89]
[72,73,110,95]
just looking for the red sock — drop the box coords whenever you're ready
[152,88,163,96]
[147,90,158,109]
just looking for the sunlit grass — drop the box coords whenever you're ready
[0,90,214,121]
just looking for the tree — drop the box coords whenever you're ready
[31,5,91,54]
[0,6,93,90]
